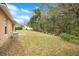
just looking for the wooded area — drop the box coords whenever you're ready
[28,4,79,41]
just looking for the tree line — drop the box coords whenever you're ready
[28,3,79,38]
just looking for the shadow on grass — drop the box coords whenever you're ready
[69,40,79,46]
[0,38,26,56]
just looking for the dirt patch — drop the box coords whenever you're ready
[0,38,26,56]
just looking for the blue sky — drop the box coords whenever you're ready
[7,3,40,24]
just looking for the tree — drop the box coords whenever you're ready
[28,3,79,36]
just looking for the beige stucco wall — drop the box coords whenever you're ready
[0,8,15,47]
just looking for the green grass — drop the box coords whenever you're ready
[16,30,28,33]
[0,30,79,56]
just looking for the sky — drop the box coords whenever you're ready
[7,3,40,24]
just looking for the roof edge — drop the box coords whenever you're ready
[0,4,15,25]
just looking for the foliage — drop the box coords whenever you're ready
[59,33,73,41]
[28,3,79,40]
[60,32,79,41]
[15,27,22,30]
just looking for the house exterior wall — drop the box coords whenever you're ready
[0,8,15,47]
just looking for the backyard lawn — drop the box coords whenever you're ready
[0,30,79,56]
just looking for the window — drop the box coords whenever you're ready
[4,18,7,34]
[5,26,7,34]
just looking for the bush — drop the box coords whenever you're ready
[73,36,79,40]
[15,27,22,30]
[59,33,73,41]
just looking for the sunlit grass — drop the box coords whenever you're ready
[16,29,28,33]
[17,30,79,56]
[0,30,79,56]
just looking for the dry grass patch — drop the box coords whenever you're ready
[0,38,26,56]
[0,30,79,56]
[17,30,79,56]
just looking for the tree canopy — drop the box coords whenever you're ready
[28,3,79,36]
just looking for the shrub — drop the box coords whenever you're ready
[59,33,73,41]
[73,36,79,40]
[15,27,22,30]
